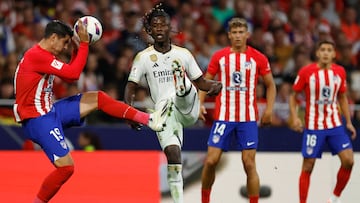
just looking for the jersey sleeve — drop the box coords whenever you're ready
[337,65,347,93]
[32,42,89,81]
[128,52,145,84]
[184,49,203,80]
[207,51,220,76]
[257,53,271,76]
[293,67,307,92]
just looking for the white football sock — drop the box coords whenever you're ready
[168,164,183,203]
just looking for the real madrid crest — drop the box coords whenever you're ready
[150,54,157,62]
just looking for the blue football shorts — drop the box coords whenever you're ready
[22,94,84,162]
[207,121,258,151]
[301,125,353,158]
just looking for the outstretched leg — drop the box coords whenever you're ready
[80,91,171,131]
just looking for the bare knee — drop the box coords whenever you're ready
[242,159,256,174]
[302,158,315,173]
[79,91,100,117]
[340,155,354,169]
[242,150,257,174]
[204,156,219,169]
[339,149,354,169]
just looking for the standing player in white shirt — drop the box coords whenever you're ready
[125,5,222,203]
[289,40,357,203]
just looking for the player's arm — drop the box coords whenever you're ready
[193,76,222,97]
[198,72,216,121]
[124,81,144,130]
[186,49,222,96]
[289,90,303,132]
[125,81,139,105]
[35,43,88,81]
[338,92,357,140]
[36,20,89,81]
[260,73,276,126]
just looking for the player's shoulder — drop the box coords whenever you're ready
[134,46,155,61]
[247,46,267,58]
[137,46,155,56]
[332,63,346,71]
[171,45,192,55]
[23,44,51,62]
[24,45,41,56]
[298,63,317,75]
[212,47,231,56]
[332,63,346,76]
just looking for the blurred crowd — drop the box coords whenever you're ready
[1,0,360,127]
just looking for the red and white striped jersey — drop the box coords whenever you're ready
[207,46,271,122]
[293,63,347,130]
[13,43,88,122]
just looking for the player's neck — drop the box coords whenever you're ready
[231,45,247,53]
[317,62,331,69]
[154,41,171,54]
[38,39,52,53]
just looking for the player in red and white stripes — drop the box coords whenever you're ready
[13,20,171,203]
[199,17,276,203]
[289,40,357,203]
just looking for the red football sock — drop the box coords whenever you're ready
[299,170,311,203]
[33,196,45,203]
[201,188,211,203]
[97,91,149,125]
[249,195,259,203]
[36,165,74,202]
[333,166,352,196]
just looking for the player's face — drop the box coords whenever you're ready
[149,16,171,43]
[316,43,335,65]
[51,34,71,56]
[228,26,249,49]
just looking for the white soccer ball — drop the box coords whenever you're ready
[74,16,103,44]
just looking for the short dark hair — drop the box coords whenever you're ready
[44,20,73,38]
[316,40,335,50]
[143,3,170,33]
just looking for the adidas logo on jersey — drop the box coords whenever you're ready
[152,63,159,68]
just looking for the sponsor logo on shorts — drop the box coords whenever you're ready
[246,141,255,146]
[342,143,350,148]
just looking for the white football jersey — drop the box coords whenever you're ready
[128,45,203,105]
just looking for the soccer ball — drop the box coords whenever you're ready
[74,16,103,44]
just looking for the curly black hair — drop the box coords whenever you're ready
[143,3,170,34]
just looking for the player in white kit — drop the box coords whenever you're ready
[124,5,222,203]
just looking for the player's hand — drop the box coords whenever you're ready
[260,109,272,127]
[346,123,357,140]
[198,104,207,121]
[76,20,90,43]
[289,116,303,133]
[207,82,222,96]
